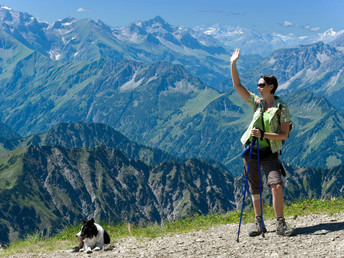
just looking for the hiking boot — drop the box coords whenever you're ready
[249,216,267,237]
[276,217,295,236]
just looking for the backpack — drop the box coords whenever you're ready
[255,98,292,145]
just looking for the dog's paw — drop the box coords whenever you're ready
[86,249,93,254]
[93,247,101,251]
[68,246,80,253]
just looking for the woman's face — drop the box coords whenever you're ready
[257,78,273,97]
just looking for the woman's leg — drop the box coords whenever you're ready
[252,198,263,216]
[271,184,284,218]
[243,155,266,237]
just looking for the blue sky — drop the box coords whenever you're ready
[1,0,343,35]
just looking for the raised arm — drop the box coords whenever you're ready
[230,48,250,102]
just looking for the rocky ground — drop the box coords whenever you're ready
[4,211,344,257]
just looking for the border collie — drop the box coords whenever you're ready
[75,218,111,253]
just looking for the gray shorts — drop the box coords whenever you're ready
[243,153,283,194]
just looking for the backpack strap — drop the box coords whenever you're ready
[254,98,271,147]
[260,102,271,147]
[276,105,282,124]
[254,98,264,112]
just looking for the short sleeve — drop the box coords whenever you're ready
[247,92,262,109]
[279,104,291,123]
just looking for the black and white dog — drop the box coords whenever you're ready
[75,218,111,253]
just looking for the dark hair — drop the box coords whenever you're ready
[260,75,278,94]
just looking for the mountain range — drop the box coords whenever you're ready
[0,7,235,88]
[0,123,236,244]
[0,121,175,166]
[194,24,344,56]
[1,49,342,173]
[0,121,343,245]
[2,6,343,95]
[239,42,344,112]
[0,5,344,245]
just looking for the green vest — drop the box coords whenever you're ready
[241,93,291,153]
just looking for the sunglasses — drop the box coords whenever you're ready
[257,83,267,88]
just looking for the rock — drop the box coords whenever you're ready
[103,244,115,251]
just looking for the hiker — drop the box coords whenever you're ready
[230,48,294,237]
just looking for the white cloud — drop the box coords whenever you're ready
[310,27,321,32]
[303,25,321,32]
[77,8,88,12]
[282,21,294,27]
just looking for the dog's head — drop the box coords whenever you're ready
[76,218,98,240]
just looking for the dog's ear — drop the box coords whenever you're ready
[87,218,95,225]
[82,219,87,224]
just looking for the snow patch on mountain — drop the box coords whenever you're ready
[279,70,305,90]
[316,53,331,63]
[327,68,344,92]
[305,68,321,83]
[267,57,277,65]
[49,50,62,60]
[319,28,344,42]
[61,35,76,45]
[112,26,145,43]
[61,21,75,27]
[169,80,195,94]
[0,5,12,11]
[146,75,158,85]
[119,73,143,92]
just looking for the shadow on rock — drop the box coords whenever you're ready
[294,221,344,236]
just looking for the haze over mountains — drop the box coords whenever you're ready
[0,5,343,245]
[194,24,344,56]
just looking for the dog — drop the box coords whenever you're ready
[75,218,111,253]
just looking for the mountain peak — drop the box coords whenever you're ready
[143,16,174,33]
[0,5,47,28]
[149,16,167,25]
[50,17,76,29]
[0,5,12,11]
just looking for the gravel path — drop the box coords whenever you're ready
[5,212,344,257]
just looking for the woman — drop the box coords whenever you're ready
[230,48,294,237]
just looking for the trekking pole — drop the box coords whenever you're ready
[236,138,255,243]
[256,136,265,238]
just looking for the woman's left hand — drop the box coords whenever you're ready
[230,48,240,63]
[251,128,261,138]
